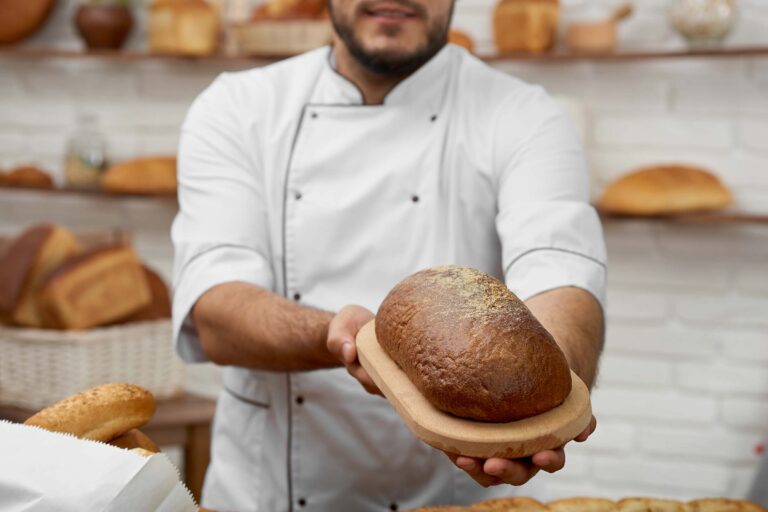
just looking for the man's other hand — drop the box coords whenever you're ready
[447,415,597,487]
[327,305,382,396]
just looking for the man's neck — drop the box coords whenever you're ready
[332,39,411,105]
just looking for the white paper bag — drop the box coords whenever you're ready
[0,421,197,512]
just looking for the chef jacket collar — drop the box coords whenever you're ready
[315,43,452,110]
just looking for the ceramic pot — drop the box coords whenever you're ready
[74,4,133,50]
[669,0,737,48]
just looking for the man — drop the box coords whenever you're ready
[172,0,607,508]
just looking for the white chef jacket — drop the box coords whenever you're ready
[172,44,607,512]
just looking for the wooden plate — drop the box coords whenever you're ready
[356,320,592,459]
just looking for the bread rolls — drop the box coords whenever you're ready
[549,498,617,512]
[24,383,156,442]
[3,165,54,189]
[376,265,571,423]
[473,497,548,510]
[598,164,732,216]
[101,156,177,195]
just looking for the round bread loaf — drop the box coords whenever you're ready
[24,383,156,441]
[376,265,571,423]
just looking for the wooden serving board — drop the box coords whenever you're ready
[356,320,592,459]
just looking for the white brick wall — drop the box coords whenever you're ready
[1,0,767,503]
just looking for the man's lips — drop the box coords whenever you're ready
[364,1,419,19]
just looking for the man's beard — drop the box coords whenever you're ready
[329,0,453,76]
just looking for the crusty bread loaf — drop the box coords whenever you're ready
[101,156,177,195]
[549,498,618,512]
[617,498,689,512]
[38,245,152,329]
[0,224,82,327]
[109,428,160,453]
[130,447,157,457]
[3,165,54,189]
[688,500,765,512]
[24,383,156,442]
[448,29,476,53]
[376,265,571,423]
[474,497,548,510]
[124,265,171,322]
[598,164,732,216]
[493,0,559,54]
[149,1,219,56]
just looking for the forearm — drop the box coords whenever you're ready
[525,286,604,388]
[192,281,338,371]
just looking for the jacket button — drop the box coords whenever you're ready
[296,395,304,405]
[411,195,419,203]
[390,503,398,511]
[430,114,437,122]
[293,293,301,301]
[298,498,307,507]
[294,191,302,200]
[310,112,318,119]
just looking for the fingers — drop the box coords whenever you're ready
[449,455,502,487]
[326,305,374,364]
[574,415,597,442]
[483,458,540,485]
[531,448,565,473]
[348,364,383,396]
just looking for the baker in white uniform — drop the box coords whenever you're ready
[172,0,607,509]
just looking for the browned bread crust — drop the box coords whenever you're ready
[0,224,82,327]
[376,265,571,423]
[38,245,151,329]
[598,164,732,216]
[688,500,765,512]
[473,497,549,510]
[24,383,156,442]
[124,265,171,322]
[109,428,160,453]
[493,0,559,54]
[3,165,54,189]
[617,498,689,512]
[101,156,177,195]
[549,498,617,512]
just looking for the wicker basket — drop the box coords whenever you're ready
[0,319,185,410]
[233,19,332,56]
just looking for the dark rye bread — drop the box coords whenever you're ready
[375,265,571,423]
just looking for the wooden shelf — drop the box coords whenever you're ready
[0,186,176,202]
[2,45,768,65]
[599,211,768,225]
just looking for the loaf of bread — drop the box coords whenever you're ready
[448,29,476,53]
[474,497,548,510]
[3,165,54,189]
[251,0,326,19]
[149,0,219,56]
[407,499,767,512]
[24,383,156,442]
[0,224,82,327]
[598,164,732,216]
[549,498,617,512]
[376,265,571,423]
[617,498,691,512]
[37,245,152,329]
[493,0,559,54]
[124,265,172,322]
[101,156,177,195]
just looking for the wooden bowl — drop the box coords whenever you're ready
[0,0,57,45]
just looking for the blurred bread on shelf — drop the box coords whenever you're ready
[0,225,82,328]
[235,0,331,56]
[101,156,177,195]
[250,0,326,19]
[493,0,559,54]
[0,0,57,44]
[149,0,220,56]
[448,29,475,53]
[38,245,152,330]
[598,164,733,216]
[2,165,54,189]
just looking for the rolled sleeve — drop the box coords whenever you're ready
[172,73,274,363]
[495,88,607,310]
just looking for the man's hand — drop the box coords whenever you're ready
[447,415,597,487]
[327,305,382,396]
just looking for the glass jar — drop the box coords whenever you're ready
[669,0,738,48]
[65,113,107,190]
